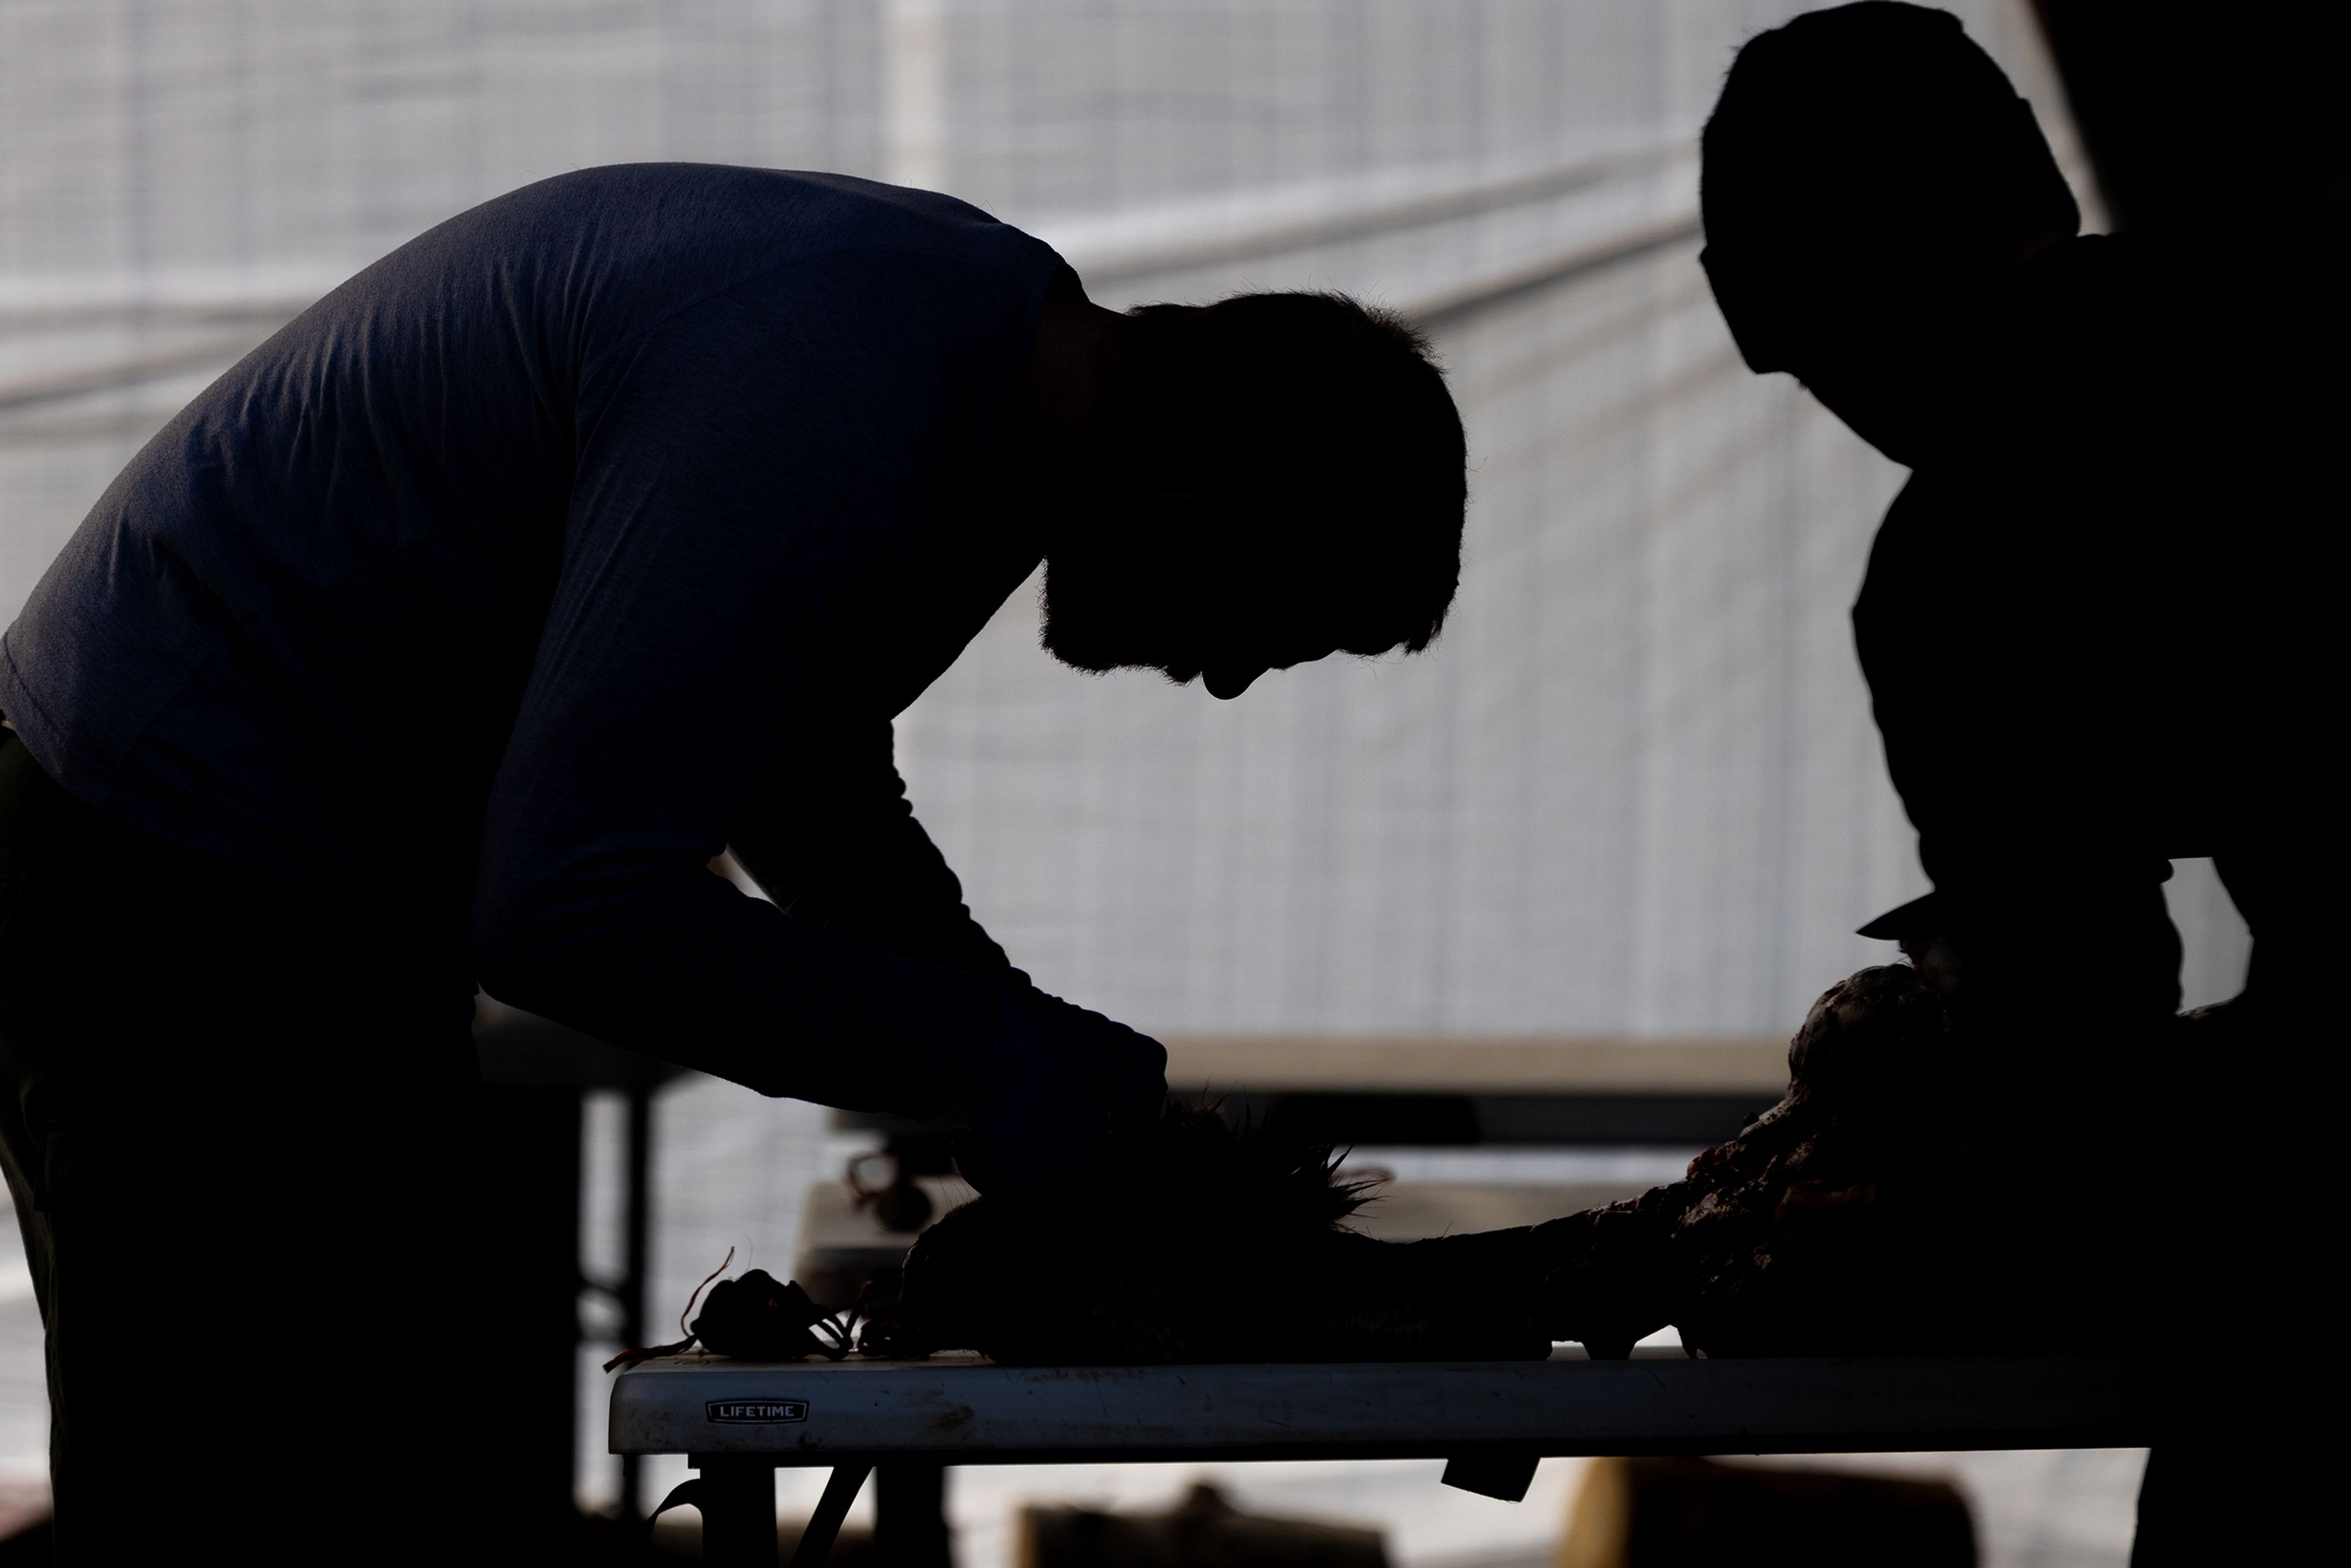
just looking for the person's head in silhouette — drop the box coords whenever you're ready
[1699,2,2080,463]
[1027,286,1466,700]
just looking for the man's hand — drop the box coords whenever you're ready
[954,978,1167,1193]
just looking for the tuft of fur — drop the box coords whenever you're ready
[880,1104,1550,1365]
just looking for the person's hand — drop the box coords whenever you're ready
[953,978,1166,1193]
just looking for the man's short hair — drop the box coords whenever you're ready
[1700,2,2079,364]
[1120,291,1466,656]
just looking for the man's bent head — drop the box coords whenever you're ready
[1041,290,1466,699]
[1698,2,2079,456]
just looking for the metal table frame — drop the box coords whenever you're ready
[610,1349,2151,1565]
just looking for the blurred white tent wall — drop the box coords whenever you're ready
[0,0,2246,1043]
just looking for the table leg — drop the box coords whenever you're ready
[790,1463,876,1568]
[697,1458,778,1567]
[875,1461,951,1567]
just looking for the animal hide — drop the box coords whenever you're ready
[875,1106,1551,1364]
[1537,963,2154,1357]
[875,964,2156,1365]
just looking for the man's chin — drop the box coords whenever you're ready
[1038,616,1112,673]
[1040,609,1187,681]
[1040,628,1199,686]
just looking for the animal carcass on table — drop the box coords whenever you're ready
[1537,962,2154,1358]
[874,964,2154,1364]
[873,1105,1553,1363]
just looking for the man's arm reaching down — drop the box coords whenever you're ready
[469,264,1162,1185]
[727,717,1013,977]
[718,718,1171,1190]
[476,832,1165,1191]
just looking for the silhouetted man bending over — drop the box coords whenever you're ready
[0,165,1467,1560]
[1700,6,2342,1563]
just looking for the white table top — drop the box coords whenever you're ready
[609,1349,2150,1465]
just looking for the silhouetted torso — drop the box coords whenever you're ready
[1853,211,2345,1059]
[0,165,1060,1090]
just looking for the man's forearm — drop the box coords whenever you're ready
[774,812,1011,975]
[728,723,1012,975]
[477,860,1003,1113]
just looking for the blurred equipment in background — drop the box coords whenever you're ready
[1559,1457,1973,1568]
[801,1111,975,1324]
[847,1140,945,1236]
[1020,1483,1386,1568]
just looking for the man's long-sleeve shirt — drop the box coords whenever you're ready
[0,165,1063,1104]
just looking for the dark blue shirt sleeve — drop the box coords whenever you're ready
[469,255,1026,1109]
[729,717,1014,977]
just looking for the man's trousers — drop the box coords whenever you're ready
[0,732,492,1562]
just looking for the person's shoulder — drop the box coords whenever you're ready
[2106,202,2349,287]
[742,169,1067,284]
[489,163,1059,275]
[2047,213,2347,352]
[1973,235,2153,449]
[2019,214,2347,436]
[368,164,1062,373]
[1996,233,2133,351]
[492,163,966,220]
